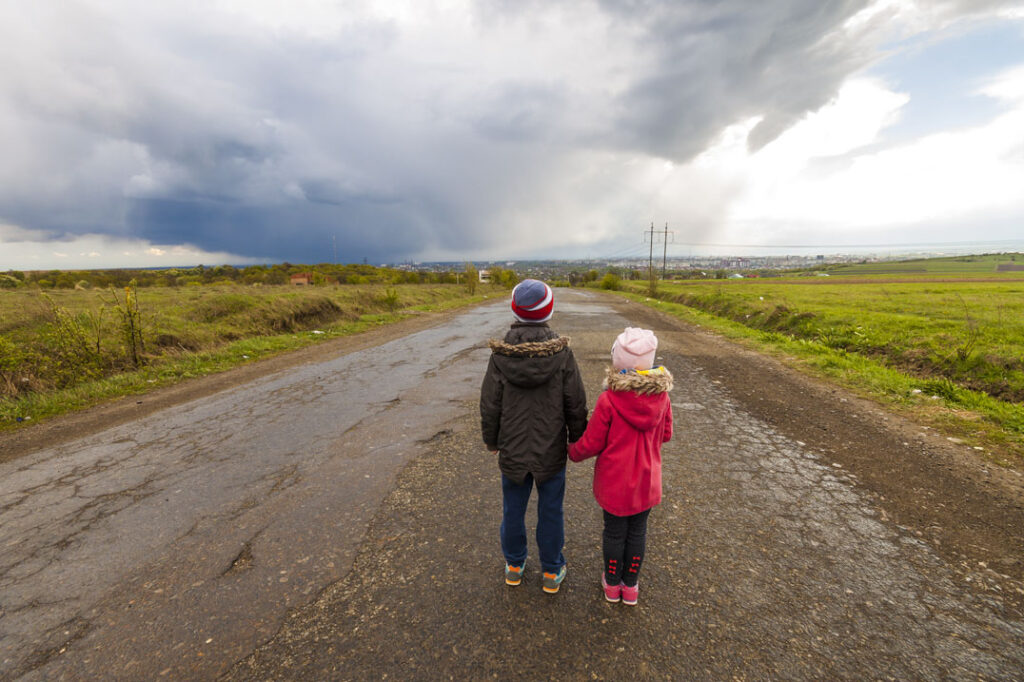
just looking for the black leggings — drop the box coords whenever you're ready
[602,509,651,587]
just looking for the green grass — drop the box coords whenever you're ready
[819,252,1024,277]
[617,276,1024,467]
[0,283,486,431]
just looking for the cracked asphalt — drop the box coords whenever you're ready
[2,289,1023,680]
[1,303,505,680]
[224,291,1024,680]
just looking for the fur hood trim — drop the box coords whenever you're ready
[604,366,673,395]
[489,336,570,358]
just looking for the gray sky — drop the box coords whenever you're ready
[1,0,1023,268]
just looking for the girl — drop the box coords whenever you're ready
[568,327,673,605]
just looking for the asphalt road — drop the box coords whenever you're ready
[3,289,1023,680]
[1,300,511,680]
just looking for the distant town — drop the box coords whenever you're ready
[386,250,994,280]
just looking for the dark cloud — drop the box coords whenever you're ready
[124,197,436,264]
[599,0,871,157]
[0,0,1014,264]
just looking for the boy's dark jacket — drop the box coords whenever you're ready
[480,322,588,484]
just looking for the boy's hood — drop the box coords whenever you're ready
[604,367,673,430]
[488,336,569,388]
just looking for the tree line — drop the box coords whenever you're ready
[0,263,471,290]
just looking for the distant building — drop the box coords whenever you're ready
[478,269,492,283]
[290,272,314,286]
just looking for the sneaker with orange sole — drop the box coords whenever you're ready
[542,565,567,593]
[505,563,524,586]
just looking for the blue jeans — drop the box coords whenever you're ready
[500,468,566,573]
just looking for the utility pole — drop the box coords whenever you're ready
[644,222,656,293]
[643,222,675,289]
[661,222,674,279]
[662,222,669,279]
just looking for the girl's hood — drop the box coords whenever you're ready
[604,367,673,430]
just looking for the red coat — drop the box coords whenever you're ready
[569,368,673,516]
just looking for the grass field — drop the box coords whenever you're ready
[0,283,484,430]
[819,252,1024,276]
[618,261,1024,466]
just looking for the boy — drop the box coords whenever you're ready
[480,279,588,593]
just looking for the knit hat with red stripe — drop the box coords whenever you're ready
[510,279,554,323]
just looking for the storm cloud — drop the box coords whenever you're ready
[0,0,1018,265]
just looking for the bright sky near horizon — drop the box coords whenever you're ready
[1,0,1023,269]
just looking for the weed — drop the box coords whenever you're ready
[952,293,979,362]
[107,281,145,367]
[380,287,400,313]
[921,377,963,403]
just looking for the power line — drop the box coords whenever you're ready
[661,239,1022,250]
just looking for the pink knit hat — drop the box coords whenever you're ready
[611,327,657,370]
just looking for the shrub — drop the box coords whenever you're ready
[0,335,35,397]
[380,287,400,313]
[599,273,621,291]
[39,295,105,387]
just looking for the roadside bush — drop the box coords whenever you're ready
[464,263,478,295]
[0,336,35,397]
[599,274,621,291]
[379,287,400,313]
[38,296,105,388]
